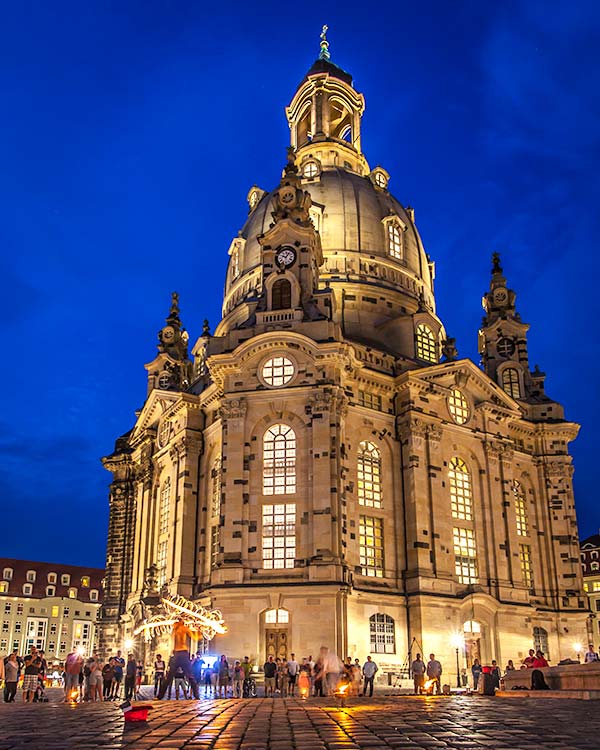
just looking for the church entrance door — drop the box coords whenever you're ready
[265,628,288,661]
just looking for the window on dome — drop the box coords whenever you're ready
[415,323,437,362]
[502,368,521,399]
[357,441,382,508]
[303,161,319,178]
[330,99,352,142]
[272,279,292,310]
[374,171,387,189]
[262,356,295,387]
[230,247,240,280]
[387,223,403,259]
[297,104,312,146]
[449,457,473,521]
[448,389,469,424]
[263,424,296,496]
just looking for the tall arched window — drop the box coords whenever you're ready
[369,614,395,654]
[533,627,549,658]
[357,441,382,508]
[415,323,437,363]
[159,477,171,535]
[272,279,292,310]
[388,223,403,259]
[513,480,529,536]
[449,457,473,521]
[502,368,521,399]
[211,458,222,519]
[230,246,240,280]
[263,424,296,495]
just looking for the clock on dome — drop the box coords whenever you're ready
[275,246,297,269]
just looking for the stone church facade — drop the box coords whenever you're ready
[98,41,588,679]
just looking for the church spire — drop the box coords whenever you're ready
[478,254,563,420]
[319,24,331,61]
[145,292,192,395]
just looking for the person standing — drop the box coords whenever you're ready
[471,658,482,691]
[88,657,103,702]
[410,653,426,695]
[426,654,442,695]
[22,657,41,703]
[351,658,362,696]
[532,650,549,668]
[361,655,378,697]
[217,654,230,698]
[102,658,115,700]
[153,654,165,698]
[263,655,277,697]
[4,652,18,702]
[112,651,124,700]
[522,649,536,668]
[173,664,188,699]
[124,654,137,701]
[287,653,299,696]
[63,649,83,701]
[585,644,600,663]
[241,656,254,697]
[233,660,245,697]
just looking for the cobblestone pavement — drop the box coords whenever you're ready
[0,692,597,750]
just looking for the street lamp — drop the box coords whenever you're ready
[124,638,134,651]
[573,642,582,662]
[450,633,464,689]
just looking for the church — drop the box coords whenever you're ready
[98,33,588,679]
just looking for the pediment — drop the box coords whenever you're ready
[130,390,180,440]
[402,359,523,417]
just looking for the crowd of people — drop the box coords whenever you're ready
[3,642,598,703]
[150,646,381,700]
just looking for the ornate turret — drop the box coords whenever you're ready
[145,292,193,395]
[479,253,563,420]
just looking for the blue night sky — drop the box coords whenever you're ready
[1,2,599,567]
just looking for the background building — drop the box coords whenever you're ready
[0,559,103,660]
[99,39,588,679]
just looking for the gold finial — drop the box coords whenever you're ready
[319,24,330,61]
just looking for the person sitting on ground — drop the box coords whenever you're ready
[531,669,550,690]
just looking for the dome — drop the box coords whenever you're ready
[229,167,434,307]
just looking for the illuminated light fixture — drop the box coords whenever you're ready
[124,638,133,650]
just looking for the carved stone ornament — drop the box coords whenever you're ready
[427,424,443,445]
[483,440,502,461]
[219,398,248,421]
[308,390,332,412]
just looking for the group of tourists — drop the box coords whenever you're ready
[150,646,380,700]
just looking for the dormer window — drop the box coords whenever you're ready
[415,323,437,363]
[0,582,8,593]
[90,589,99,602]
[23,583,33,596]
[47,573,57,584]
[302,160,320,179]
[26,570,36,583]
[387,223,403,260]
[46,585,56,597]
[68,588,77,599]
[61,574,70,586]
[81,576,90,588]
[3,568,13,581]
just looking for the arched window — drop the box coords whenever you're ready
[513,480,529,536]
[272,279,292,310]
[369,614,395,654]
[159,477,171,535]
[533,627,549,659]
[211,458,222,518]
[329,98,352,141]
[388,223,403,259]
[449,457,473,521]
[448,389,469,424]
[502,368,521,399]
[415,323,437,363]
[357,441,382,508]
[263,424,296,495]
[296,102,312,146]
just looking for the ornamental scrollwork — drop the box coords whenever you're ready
[219,398,248,421]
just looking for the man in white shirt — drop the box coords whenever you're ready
[287,653,299,696]
[585,644,600,663]
[361,655,378,697]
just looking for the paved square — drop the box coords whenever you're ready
[0,693,597,749]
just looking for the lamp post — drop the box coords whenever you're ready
[450,634,464,689]
[574,642,582,662]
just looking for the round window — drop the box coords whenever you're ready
[374,171,387,188]
[262,356,295,387]
[448,388,469,424]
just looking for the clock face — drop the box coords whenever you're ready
[497,337,515,357]
[275,246,297,269]
[162,326,175,341]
